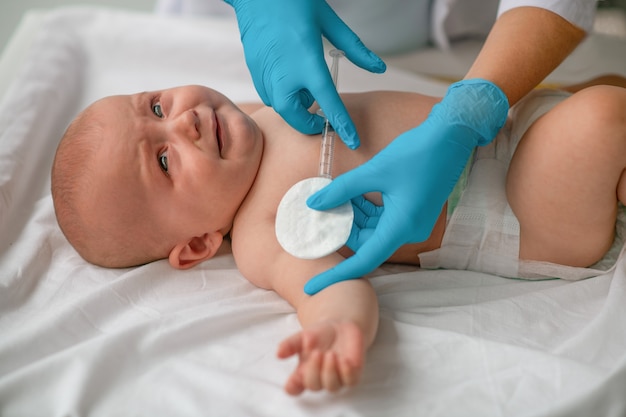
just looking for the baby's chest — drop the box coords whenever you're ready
[258,135,323,199]
[234,135,320,236]
[231,142,322,286]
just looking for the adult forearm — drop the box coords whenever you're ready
[465,6,586,106]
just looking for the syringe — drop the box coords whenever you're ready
[318,49,345,179]
[275,48,353,260]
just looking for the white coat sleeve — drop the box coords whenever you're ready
[497,0,597,32]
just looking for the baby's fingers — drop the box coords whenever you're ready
[284,370,305,396]
[322,352,342,392]
[277,333,304,359]
[302,350,324,392]
[339,355,362,387]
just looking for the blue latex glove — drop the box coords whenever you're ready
[305,79,509,294]
[224,0,386,149]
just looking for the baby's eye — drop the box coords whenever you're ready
[152,102,164,118]
[158,150,169,173]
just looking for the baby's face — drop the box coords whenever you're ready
[87,85,264,247]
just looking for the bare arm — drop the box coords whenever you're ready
[275,271,378,394]
[466,6,586,106]
[232,214,379,395]
[272,261,379,348]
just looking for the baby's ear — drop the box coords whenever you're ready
[168,232,223,270]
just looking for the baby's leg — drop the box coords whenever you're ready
[507,85,626,266]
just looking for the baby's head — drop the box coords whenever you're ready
[52,85,263,269]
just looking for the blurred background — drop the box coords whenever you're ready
[0,0,155,55]
[1,0,625,57]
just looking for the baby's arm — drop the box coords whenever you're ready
[274,269,378,395]
[232,219,379,395]
[276,262,378,395]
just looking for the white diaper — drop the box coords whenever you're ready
[419,89,626,280]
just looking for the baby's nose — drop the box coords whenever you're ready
[172,109,200,141]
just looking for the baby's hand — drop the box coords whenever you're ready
[276,321,365,395]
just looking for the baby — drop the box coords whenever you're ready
[51,76,626,395]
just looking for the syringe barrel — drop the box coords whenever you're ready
[319,120,335,178]
[317,49,343,179]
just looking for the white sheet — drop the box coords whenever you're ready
[1,7,625,417]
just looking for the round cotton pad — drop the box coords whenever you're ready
[276,177,353,259]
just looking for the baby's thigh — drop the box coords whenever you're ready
[506,85,626,267]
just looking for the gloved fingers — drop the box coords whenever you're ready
[310,79,359,149]
[345,221,376,253]
[351,195,381,228]
[297,89,317,110]
[307,167,376,211]
[340,214,407,271]
[304,269,360,296]
[318,2,386,75]
[272,89,326,135]
[346,197,380,251]
[306,48,359,149]
[351,196,383,224]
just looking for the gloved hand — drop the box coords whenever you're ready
[305,79,509,294]
[224,0,386,149]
